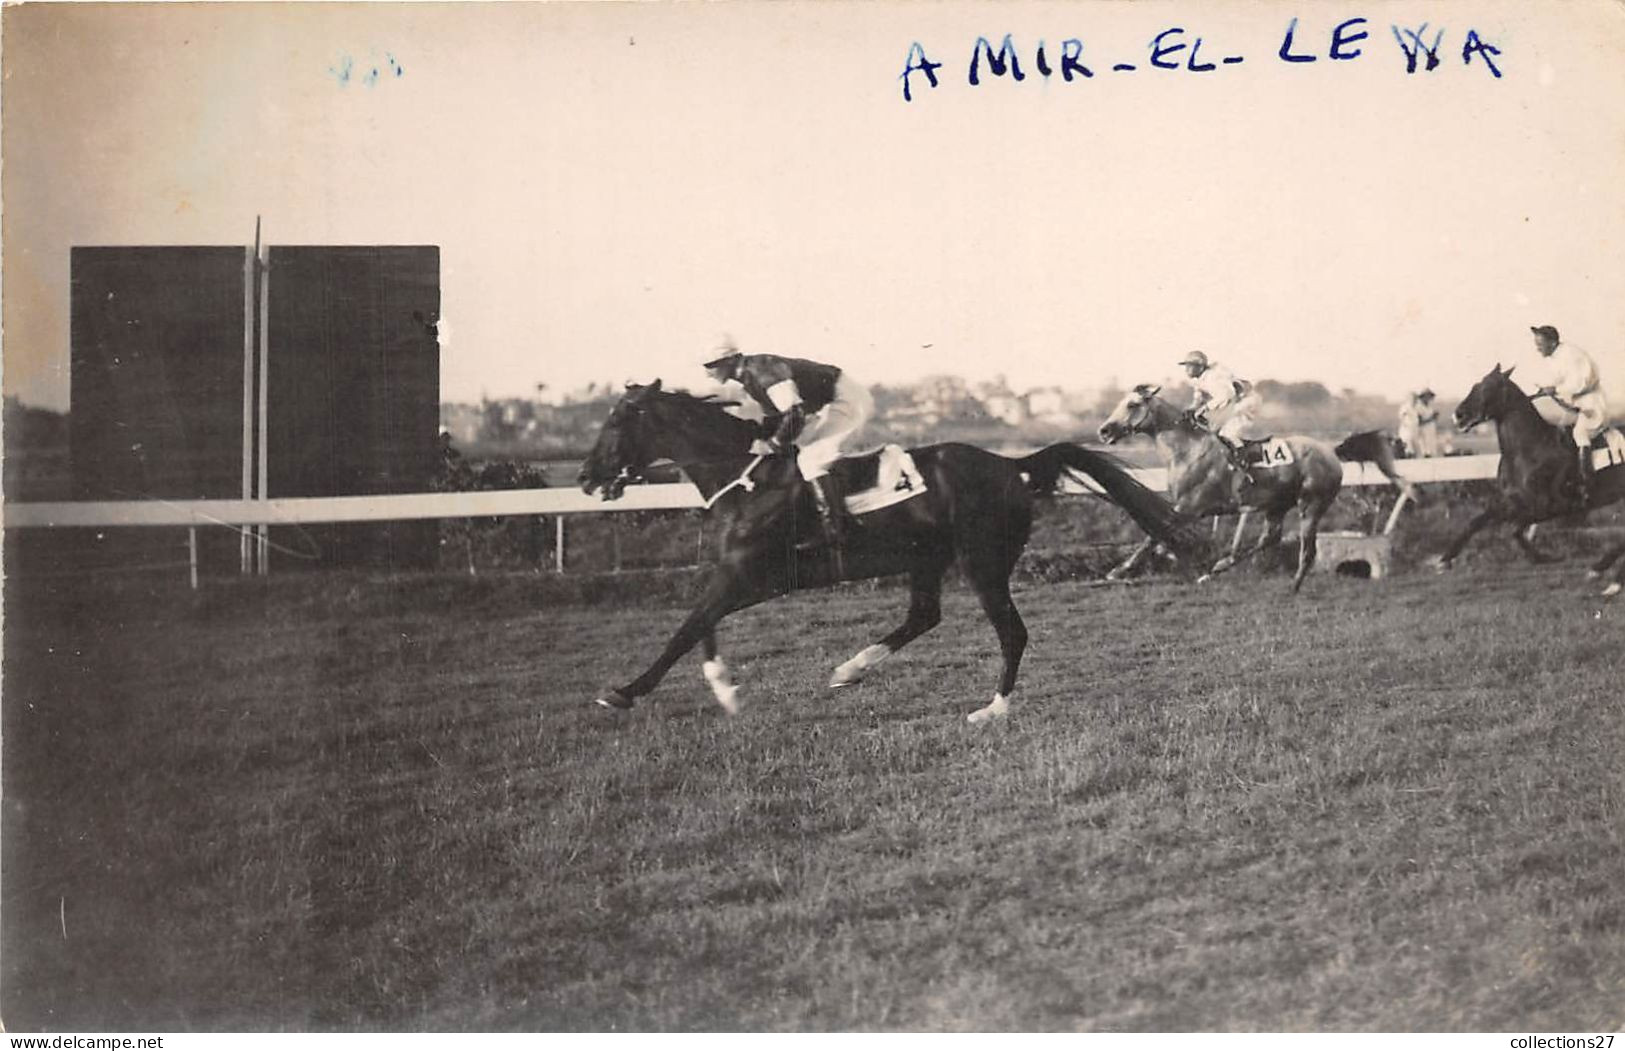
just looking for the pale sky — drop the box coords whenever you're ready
[4,0,1624,413]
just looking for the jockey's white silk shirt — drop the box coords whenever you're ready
[1531,343,1601,400]
[1189,362,1243,411]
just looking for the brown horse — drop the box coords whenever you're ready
[1440,364,1625,597]
[578,381,1210,721]
[1098,384,1415,591]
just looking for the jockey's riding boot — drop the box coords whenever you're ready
[810,474,847,548]
[1219,434,1255,481]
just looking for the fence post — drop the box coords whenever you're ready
[555,516,566,573]
[188,527,199,590]
[1383,490,1412,536]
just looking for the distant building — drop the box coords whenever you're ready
[439,403,483,446]
[1024,386,1068,418]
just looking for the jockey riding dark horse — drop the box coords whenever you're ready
[1441,360,1625,597]
[578,380,1211,720]
[702,343,873,551]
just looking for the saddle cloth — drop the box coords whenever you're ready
[1590,427,1625,471]
[1238,437,1295,468]
[832,443,929,515]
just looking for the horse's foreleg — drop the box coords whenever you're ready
[1436,508,1499,567]
[1512,521,1557,565]
[1210,509,1280,576]
[595,568,759,711]
[830,561,947,688]
[1106,536,1160,581]
[1230,510,1253,559]
[1209,510,1252,570]
[694,629,742,714]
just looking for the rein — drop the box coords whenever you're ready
[703,454,768,510]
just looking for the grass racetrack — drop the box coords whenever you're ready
[4,555,1623,1030]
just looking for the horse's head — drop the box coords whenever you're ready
[578,380,665,500]
[1454,364,1519,431]
[1098,384,1163,444]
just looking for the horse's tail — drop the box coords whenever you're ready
[1017,443,1211,564]
[1335,430,1418,500]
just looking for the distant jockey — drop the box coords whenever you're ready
[1528,324,1608,502]
[703,341,874,545]
[1178,350,1263,459]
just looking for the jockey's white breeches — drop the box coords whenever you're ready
[797,374,873,480]
[1564,390,1609,447]
[1214,392,1263,443]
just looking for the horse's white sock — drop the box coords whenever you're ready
[702,658,740,714]
[830,644,892,686]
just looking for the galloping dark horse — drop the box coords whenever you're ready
[1440,364,1625,597]
[577,381,1208,721]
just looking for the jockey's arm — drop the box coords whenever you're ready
[1553,347,1599,400]
[1202,367,1240,412]
[759,375,806,450]
[768,403,807,449]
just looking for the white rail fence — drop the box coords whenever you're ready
[3,454,1500,585]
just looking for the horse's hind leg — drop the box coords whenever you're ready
[1593,539,1625,598]
[1291,500,1330,593]
[965,576,1028,724]
[829,558,948,688]
[1588,543,1623,577]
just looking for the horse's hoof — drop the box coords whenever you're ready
[593,690,633,711]
[966,694,1010,724]
[1430,556,1452,574]
[1587,568,1603,581]
[1196,573,1213,585]
[1603,582,1622,599]
[829,645,890,689]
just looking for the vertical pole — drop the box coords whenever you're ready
[241,235,256,574]
[188,527,199,591]
[611,516,622,573]
[257,238,270,575]
[1382,490,1411,536]
[555,516,565,574]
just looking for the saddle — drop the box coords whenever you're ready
[1233,436,1294,469]
[830,443,929,515]
[1586,427,1625,472]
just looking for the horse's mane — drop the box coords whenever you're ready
[635,384,759,444]
[1139,392,1203,435]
